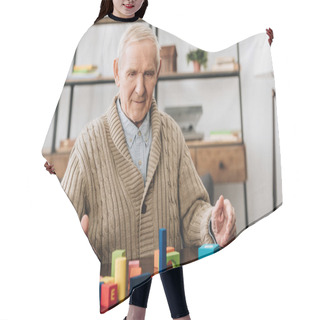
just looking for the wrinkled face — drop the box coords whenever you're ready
[112,0,145,18]
[114,40,161,127]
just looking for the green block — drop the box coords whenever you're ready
[111,250,126,278]
[166,251,180,268]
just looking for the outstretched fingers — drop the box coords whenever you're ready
[223,200,236,244]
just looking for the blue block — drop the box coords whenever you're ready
[99,281,104,303]
[159,228,167,272]
[198,244,220,259]
[129,273,151,295]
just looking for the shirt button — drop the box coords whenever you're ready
[138,160,142,166]
[138,131,141,136]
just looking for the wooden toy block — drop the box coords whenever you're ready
[159,228,167,272]
[111,249,126,278]
[101,276,114,284]
[129,267,142,278]
[128,267,142,290]
[154,247,175,268]
[166,251,180,268]
[100,282,118,312]
[128,261,141,289]
[129,272,151,296]
[198,244,220,259]
[128,260,140,280]
[129,260,140,268]
[115,257,126,301]
[99,281,104,303]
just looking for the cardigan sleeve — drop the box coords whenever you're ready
[61,144,89,222]
[178,139,214,247]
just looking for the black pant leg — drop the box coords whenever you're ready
[160,266,189,319]
[129,277,152,308]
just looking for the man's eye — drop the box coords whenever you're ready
[129,72,136,77]
[145,72,154,77]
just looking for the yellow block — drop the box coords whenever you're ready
[101,276,114,284]
[115,257,126,301]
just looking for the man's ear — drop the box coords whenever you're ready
[113,58,120,87]
[156,58,162,78]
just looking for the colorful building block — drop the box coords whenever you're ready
[99,281,104,303]
[101,276,114,284]
[115,257,126,301]
[159,228,167,272]
[129,267,142,278]
[154,247,175,269]
[129,260,140,268]
[198,244,220,259]
[166,251,180,268]
[128,260,141,289]
[128,267,142,290]
[100,282,118,313]
[128,260,140,279]
[129,273,151,296]
[111,249,126,278]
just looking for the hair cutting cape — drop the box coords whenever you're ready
[42,15,282,313]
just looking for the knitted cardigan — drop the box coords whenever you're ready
[61,94,213,264]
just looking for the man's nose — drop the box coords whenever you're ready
[135,74,146,96]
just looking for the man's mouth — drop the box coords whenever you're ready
[134,100,145,104]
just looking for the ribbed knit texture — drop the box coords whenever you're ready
[61,95,213,264]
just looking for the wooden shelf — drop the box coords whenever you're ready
[186,138,242,147]
[65,70,239,86]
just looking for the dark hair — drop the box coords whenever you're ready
[94,0,148,24]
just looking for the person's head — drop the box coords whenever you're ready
[95,0,148,23]
[113,24,161,127]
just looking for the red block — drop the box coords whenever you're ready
[100,282,118,313]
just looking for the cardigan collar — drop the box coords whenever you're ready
[106,94,162,211]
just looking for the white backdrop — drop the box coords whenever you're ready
[1,0,320,319]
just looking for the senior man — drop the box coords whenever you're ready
[61,24,236,319]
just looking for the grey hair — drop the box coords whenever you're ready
[117,23,160,71]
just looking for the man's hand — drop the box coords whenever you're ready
[81,214,89,237]
[211,195,236,247]
[80,215,100,259]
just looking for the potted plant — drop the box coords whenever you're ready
[187,48,208,72]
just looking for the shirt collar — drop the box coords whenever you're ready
[116,98,151,149]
